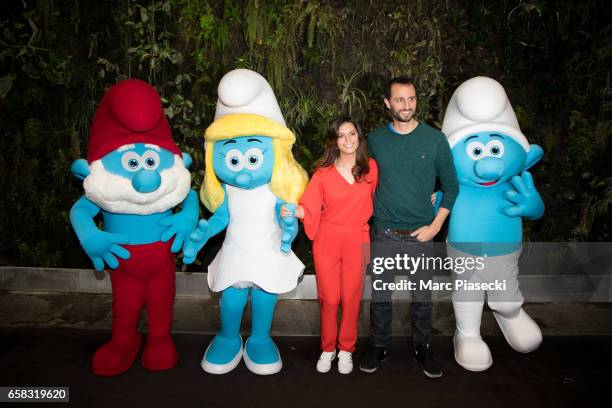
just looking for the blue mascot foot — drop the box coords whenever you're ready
[243,336,282,375]
[201,335,243,375]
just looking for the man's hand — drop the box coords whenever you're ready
[411,206,449,242]
[410,224,440,242]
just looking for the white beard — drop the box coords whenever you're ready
[83,155,191,215]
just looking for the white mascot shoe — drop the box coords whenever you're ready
[453,330,493,371]
[453,301,493,371]
[493,307,543,353]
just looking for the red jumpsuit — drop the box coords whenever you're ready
[300,158,378,352]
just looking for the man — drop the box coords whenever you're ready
[359,77,458,378]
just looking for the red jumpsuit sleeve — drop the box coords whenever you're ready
[369,158,379,197]
[299,170,324,240]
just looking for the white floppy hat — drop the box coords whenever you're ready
[213,68,286,126]
[441,76,530,151]
[205,69,294,143]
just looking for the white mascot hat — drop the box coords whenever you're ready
[213,68,286,126]
[441,76,530,151]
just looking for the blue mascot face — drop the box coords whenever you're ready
[212,136,274,189]
[452,132,528,188]
[100,143,180,193]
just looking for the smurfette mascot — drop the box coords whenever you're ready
[183,69,308,375]
[439,77,544,371]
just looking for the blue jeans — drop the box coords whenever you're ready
[369,228,434,348]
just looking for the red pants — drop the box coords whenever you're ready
[93,240,177,376]
[313,223,369,352]
[110,240,176,341]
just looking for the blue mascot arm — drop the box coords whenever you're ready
[69,196,130,271]
[182,194,230,264]
[433,191,444,215]
[276,198,298,253]
[502,171,545,220]
[158,189,199,253]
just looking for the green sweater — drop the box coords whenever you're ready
[367,122,458,230]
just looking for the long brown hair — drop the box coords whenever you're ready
[315,115,370,181]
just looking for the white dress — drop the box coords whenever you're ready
[207,184,304,294]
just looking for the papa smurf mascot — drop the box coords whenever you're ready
[69,79,199,376]
[440,77,544,371]
[183,69,308,375]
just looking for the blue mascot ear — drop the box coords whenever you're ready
[181,152,193,169]
[71,159,90,180]
[524,144,543,171]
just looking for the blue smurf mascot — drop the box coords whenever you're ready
[183,69,308,375]
[70,79,199,376]
[440,77,544,371]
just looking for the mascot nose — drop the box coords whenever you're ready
[474,157,504,181]
[132,170,162,193]
[234,172,253,187]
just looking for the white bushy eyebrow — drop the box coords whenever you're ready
[144,144,160,151]
[118,144,135,152]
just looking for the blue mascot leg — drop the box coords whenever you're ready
[244,287,282,375]
[201,286,248,374]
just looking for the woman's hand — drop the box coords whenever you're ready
[281,204,305,219]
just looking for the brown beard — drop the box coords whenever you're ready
[391,108,414,123]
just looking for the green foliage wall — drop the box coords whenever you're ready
[0,0,610,268]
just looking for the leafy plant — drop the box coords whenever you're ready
[1,0,609,270]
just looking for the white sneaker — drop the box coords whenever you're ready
[316,350,337,373]
[337,351,353,374]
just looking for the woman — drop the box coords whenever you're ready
[281,115,377,374]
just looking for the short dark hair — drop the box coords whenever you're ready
[385,77,417,99]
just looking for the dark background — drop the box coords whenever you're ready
[0,0,610,271]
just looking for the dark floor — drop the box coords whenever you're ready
[1,328,610,407]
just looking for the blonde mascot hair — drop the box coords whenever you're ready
[201,113,309,212]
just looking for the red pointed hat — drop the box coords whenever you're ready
[87,79,181,163]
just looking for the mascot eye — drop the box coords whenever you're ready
[466,141,486,161]
[243,147,264,170]
[224,149,244,172]
[141,150,161,170]
[121,151,142,172]
[486,140,505,157]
